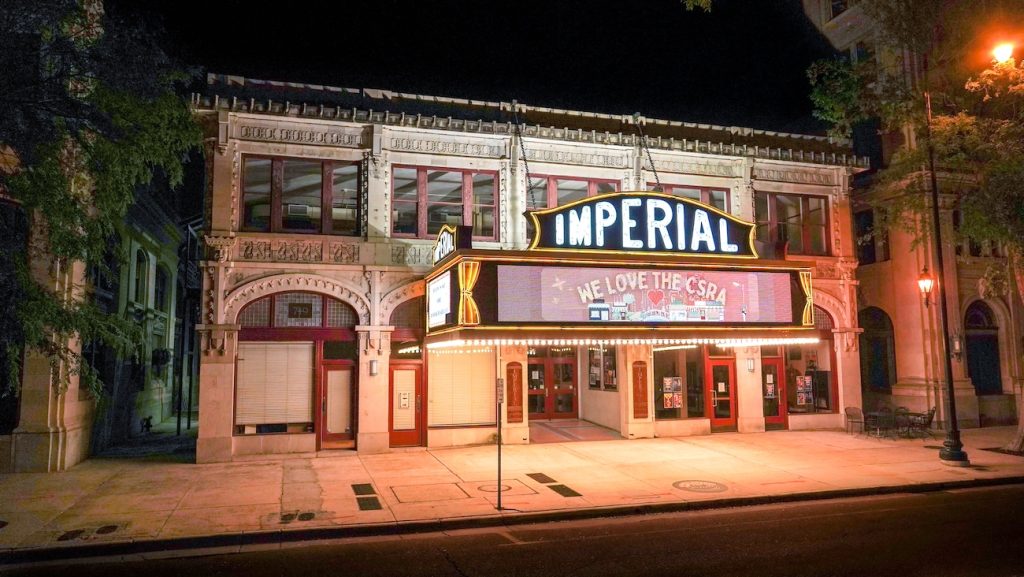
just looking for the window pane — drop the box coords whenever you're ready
[673,187,702,202]
[776,195,803,253]
[281,160,322,232]
[427,203,463,235]
[526,177,548,211]
[806,197,827,255]
[393,202,417,235]
[273,293,322,328]
[331,164,359,236]
[393,167,418,202]
[602,345,617,390]
[709,190,727,211]
[473,206,494,238]
[754,192,770,245]
[427,171,463,203]
[556,179,588,206]
[472,173,495,206]
[243,158,271,231]
[595,181,617,195]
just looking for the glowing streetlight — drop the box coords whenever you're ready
[993,42,1014,63]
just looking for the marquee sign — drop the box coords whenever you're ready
[527,192,757,258]
[431,224,473,266]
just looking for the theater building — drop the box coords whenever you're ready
[192,75,868,462]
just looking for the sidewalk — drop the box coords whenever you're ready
[2,425,1022,562]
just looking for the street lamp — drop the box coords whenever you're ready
[923,70,970,467]
[917,267,934,308]
[993,42,1014,64]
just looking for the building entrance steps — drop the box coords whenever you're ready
[1,427,1023,562]
[528,419,623,443]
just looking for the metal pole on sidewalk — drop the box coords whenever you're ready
[496,377,504,511]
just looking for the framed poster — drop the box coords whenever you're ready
[663,377,682,409]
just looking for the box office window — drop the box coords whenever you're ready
[787,306,837,413]
[427,347,496,426]
[654,345,705,419]
[754,192,830,256]
[235,342,314,433]
[647,183,729,212]
[242,156,361,236]
[391,166,498,240]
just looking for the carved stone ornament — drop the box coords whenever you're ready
[390,244,433,266]
[238,238,323,263]
[205,235,236,262]
[330,242,360,264]
[645,156,737,178]
[978,265,1009,299]
[233,119,366,148]
[524,146,629,169]
[387,133,504,158]
[223,273,371,326]
[199,326,235,356]
[381,278,426,321]
[753,166,836,186]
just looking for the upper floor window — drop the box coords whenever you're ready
[242,157,360,236]
[854,209,889,265]
[830,0,851,19]
[392,166,497,240]
[133,249,148,304]
[525,175,618,212]
[647,183,729,212]
[755,192,830,256]
[154,266,169,312]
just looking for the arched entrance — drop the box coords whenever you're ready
[389,296,425,446]
[858,307,896,401]
[236,291,359,450]
[965,301,1002,396]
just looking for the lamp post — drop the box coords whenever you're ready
[922,84,970,466]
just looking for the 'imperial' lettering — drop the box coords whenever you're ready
[538,194,751,256]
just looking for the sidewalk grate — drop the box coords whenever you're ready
[548,484,582,498]
[357,496,382,511]
[527,473,557,484]
[352,483,376,496]
[95,525,118,535]
[57,529,85,542]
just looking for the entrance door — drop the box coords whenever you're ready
[762,357,787,429]
[389,364,424,446]
[321,367,355,449]
[706,359,737,432]
[527,349,578,419]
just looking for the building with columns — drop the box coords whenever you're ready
[803,0,1022,429]
[192,74,868,462]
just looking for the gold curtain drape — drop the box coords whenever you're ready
[800,271,813,326]
[458,260,481,325]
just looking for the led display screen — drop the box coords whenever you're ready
[496,265,795,325]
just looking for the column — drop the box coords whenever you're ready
[736,347,766,433]
[195,324,239,463]
[355,325,392,453]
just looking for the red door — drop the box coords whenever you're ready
[321,365,355,449]
[389,364,424,446]
[706,359,737,432]
[527,350,578,419]
[762,357,787,429]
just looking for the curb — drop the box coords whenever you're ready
[4,475,1024,566]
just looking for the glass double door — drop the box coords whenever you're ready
[706,359,737,432]
[527,348,577,419]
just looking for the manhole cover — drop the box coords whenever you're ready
[297,512,315,521]
[478,484,512,493]
[673,480,728,493]
[57,529,85,542]
[95,525,118,535]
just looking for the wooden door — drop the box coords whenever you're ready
[389,364,423,446]
[527,350,578,419]
[706,359,737,432]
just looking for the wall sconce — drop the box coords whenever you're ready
[746,358,755,373]
[951,330,963,362]
[918,266,934,308]
[369,359,379,376]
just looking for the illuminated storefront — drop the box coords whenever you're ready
[193,75,866,461]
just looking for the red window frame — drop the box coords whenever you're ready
[240,155,361,236]
[646,183,730,212]
[525,175,620,211]
[754,191,831,256]
[390,165,499,241]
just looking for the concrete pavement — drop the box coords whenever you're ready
[1,424,1022,563]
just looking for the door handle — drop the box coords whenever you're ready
[712,390,718,407]
[415,395,421,411]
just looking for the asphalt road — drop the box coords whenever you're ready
[5,484,1024,577]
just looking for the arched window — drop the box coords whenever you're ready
[859,307,896,393]
[238,292,358,330]
[133,249,148,304]
[965,301,1002,395]
[390,296,424,360]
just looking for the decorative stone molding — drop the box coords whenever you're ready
[223,273,371,325]
[205,235,236,262]
[811,288,852,330]
[197,324,238,357]
[753,166,836,186]
[832,328,863,353]
[238,238,323,263]
[386,133,505,158]
[644,156,738,178]
[381,278,426,322]
[233,118,367,148]
[329,242,360,264]
[523,145,629,169]
[230,150,240,230]
[390,244,432,266]
[978,265,1009,299]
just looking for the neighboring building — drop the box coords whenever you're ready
[803,0,1022,428]
[191,74,869,462]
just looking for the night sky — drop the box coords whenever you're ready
[131,0,839,134]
